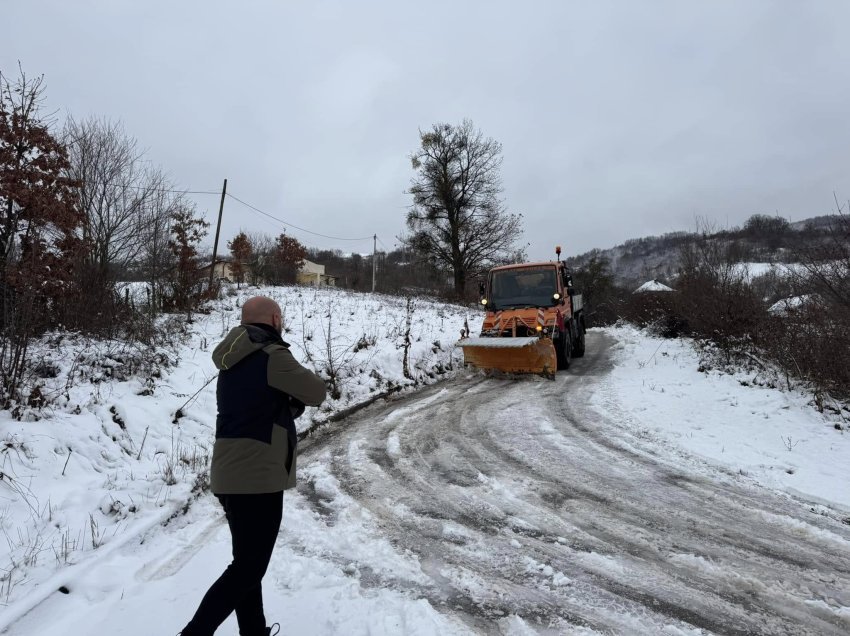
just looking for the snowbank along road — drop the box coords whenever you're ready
[297,332,850,635]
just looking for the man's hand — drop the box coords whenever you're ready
[289,397,306,419]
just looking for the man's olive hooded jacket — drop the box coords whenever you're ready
[209,323,326,494]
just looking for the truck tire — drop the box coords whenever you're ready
[573,316,586,358]
[556,326,572,370]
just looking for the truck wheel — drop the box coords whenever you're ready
[573,318,586,358]
[556,327,571,370]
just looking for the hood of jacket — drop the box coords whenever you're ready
[212,323,288,370]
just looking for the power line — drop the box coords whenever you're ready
[74,177,220,195]
[65,176,386,245]
[225,192,374,242]
[235,200,362,242]
[128,185,220,195]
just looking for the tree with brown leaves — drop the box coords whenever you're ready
[0,67,81,284]
[167,203,209,317]
[0,66,83,405]
[227,232,252,288]
[275,233,307,284]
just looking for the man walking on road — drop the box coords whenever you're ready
[180,296,327,636]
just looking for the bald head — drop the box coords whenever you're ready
[241,296,282,333]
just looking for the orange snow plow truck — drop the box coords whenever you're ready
[458,247,585,375]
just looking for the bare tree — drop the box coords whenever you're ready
[138,188,181,315]
[245,232,275,286]
[674,219,765,362]
[791,196,850,312]
[64,116,168,273]
[572,256,624,327]
[407,120,522,298]
[770,196,850,399]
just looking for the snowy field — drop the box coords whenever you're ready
[731,262,799,281]
[0,292,846,635]
[596,325,850,512]
[0,285,469,631]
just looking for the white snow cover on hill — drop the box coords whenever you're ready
[633,280,674,293]
[0,285,469,626]
[769,294,814,315]
[731,262,804,282]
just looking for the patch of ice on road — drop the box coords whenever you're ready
[387,432,402,458]
[753,509,850,547]
[522,555,555,577]
[522,556,572,592]
[668,553,726,576]
[552,571,573,586]
[441,520,474,542]
[438,564,492,604]
[385,388,450,422]
[575,551,628,576]
[497,614,545,635]
[660,625,708,635]
[312,473,341,501]
[667,553,772,599]
[389,501,414,520]
[508,516,537,531]
[347,438,368,465]
[803,598,850,621]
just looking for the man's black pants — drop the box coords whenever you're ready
[182,491,283,636]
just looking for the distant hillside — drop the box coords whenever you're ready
[565,214,842,287]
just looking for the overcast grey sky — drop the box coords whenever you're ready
[5,1,850,260]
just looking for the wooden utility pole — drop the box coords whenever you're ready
[372,234,377,293]
[208,178,227,291]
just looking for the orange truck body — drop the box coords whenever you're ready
[458,258,585,375]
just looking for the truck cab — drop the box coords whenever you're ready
[459,252,586,374]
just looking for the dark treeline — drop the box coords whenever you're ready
[567,213,846,288]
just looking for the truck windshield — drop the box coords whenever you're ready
[489,267,558,310]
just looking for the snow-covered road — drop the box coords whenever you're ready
[4,332,849,635]
[291,332,850,634]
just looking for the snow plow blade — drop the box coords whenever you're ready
[457,337,557,375]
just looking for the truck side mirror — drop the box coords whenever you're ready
[478,281,486,297]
